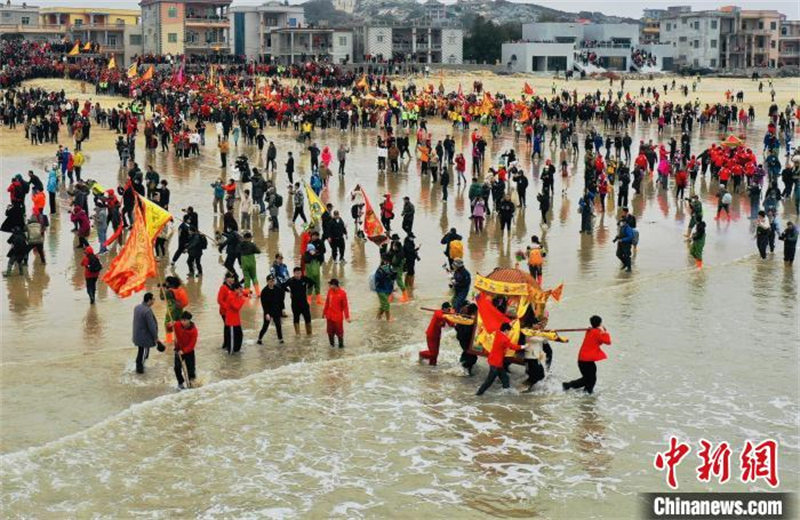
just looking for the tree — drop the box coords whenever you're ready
[463,16,521,65]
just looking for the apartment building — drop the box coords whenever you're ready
[353,25,463,64]
[659,6,785,69]
[230,2,304,58]
[0,1,64,41]
[780,19,800,68]
[140,0,231,56]
[40,7,141,64]
[640,8,667,45]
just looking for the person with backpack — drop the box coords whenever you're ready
[81,246,102,304]
[526,235,546,282]
[25,213,46,264]
[373,256,396,321]
[185,228,207,278]
[440,228,463,270]
[267,188,282,231]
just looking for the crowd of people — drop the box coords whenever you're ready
[2,37,799,394]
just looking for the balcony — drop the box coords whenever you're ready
[184,41,230,51]
[0,23,67,33]
[185,17,229,27]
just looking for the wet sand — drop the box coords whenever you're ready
[0,76,798,517]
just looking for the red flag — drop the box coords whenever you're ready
[550,283,564,302]
[523,82,534,95]
[359,187,386,245]
[476,293,510,333]
[102,202,157,298]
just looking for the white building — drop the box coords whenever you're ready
[502,22,673,74]
[230,1,304,59]
[354,25,463,64]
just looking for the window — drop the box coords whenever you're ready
[265,16,277,26]
[74,19,83,26]
[377,35,384,42]
[771,40,776,48]
[693,58,699,66]
[770,21,776,30]
[21,16,30,25]
[694,40,699,48]
[107,35,117,46]
[758,21,764,29]
[338,36,347,46]
[679,36,687,42]
[168,32,177,43]
[168,7,177,18]
[711,39,717,48]
[288,17,297,27]
[681,18,687,25]
[665,23,671,31]
[694,22,699,30]
[710,58,717,67]
[710,20,717,29]
[130,34,142,45]
[448,35,456,44]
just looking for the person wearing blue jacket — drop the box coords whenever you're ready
[46,166,58,215]
[374,256,395,321]
[613,218,634,272]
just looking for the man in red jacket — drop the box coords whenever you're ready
[217,272,235,349]
[476,323,520,396]
[223,283,247,354]
[173,311,198,389]
[322,278,350,348]
[419,302,452,366]
[563,315,612,394]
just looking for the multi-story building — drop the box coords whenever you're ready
[659,6,785,70]
[0,2,63,41]
[230,2,304,59]
[502,22,673,73]
[269,27,352,64]
[353,25,463,64]
[140,0,231,56]
[424,0,447,24]
[39,7,141,63]
[331,0,355,15]
[780,19,800,68]
[640,8,667,44]
[726,8,784,68]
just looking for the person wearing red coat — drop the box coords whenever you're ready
[217,272,235,347]
[223,282,246,354]
[563,315,612,394]
[419,302,452,366]
[476,323,520,395]
[322,278,350,348]
[173,311,198,389]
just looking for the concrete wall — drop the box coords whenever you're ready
[365,27,392,59]
[332,30,352,63]
[231,10,260,57]
[0,6,39,26]
[522,23,582,42]
[441,28,462,64]
[660,15,722,68]
[583,23,639,43]
[502,42,573,72]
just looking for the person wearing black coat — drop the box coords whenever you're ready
[258,275,286,344]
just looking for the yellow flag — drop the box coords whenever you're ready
[140,64,154,82]
[68,42,80,56]
[304,181,326,225]
[356,75,368,90]
[107,55,116,70]
[127,62,138,79]
[82,41,92,51]
[138,194,172,240]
